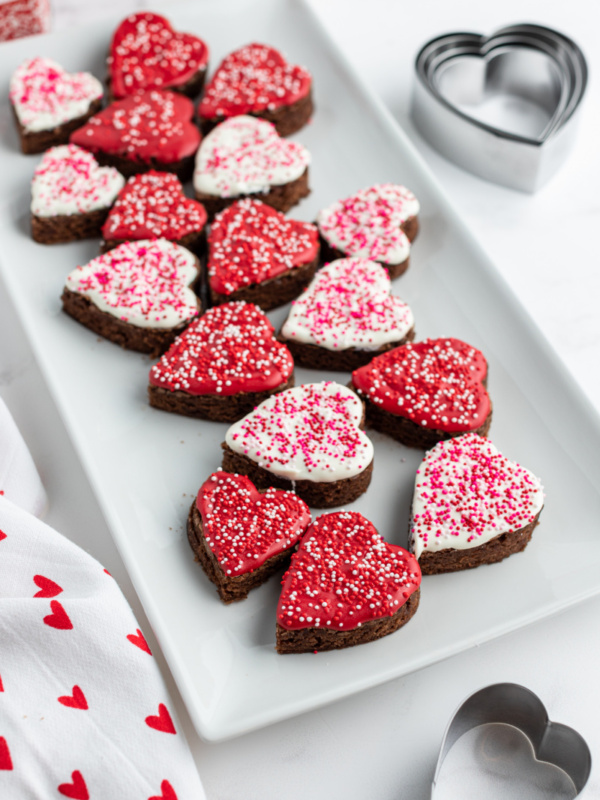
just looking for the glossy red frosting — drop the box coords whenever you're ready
[149,301,294,395]
[102,171,207,242]
[208,199,318,295]
[70,90,200,165]
[109,12,209,99]
[197,471,311,576]
[198,43,311,120]
[352,337,490,433]
[277,511,421,631]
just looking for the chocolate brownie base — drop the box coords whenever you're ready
[61,287,199,357]
[187,500,295,603]
[221,442,373,509]
[280,327,415,372]
[276,586,420,653]
[101,229,206,258]
[91,150,196,182]
[148,374,294,422]
[200,88,314,138]
[196,167,310,222]
[12,98,103,155]
[32,207,112,244]
[416,512,542,575]
[106,66,207,103]
[209,252,319,311]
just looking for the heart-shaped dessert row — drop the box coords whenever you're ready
[352,337,492,448]
[222,382,374,508]
[31,144,125,244]
[410,433,544,574]
[317,183,420,278]
[277,510,421,653]
[10,57,103,154]
[62,239,200,356]
[108,12,209,100]
[280,258,415,371]
[194,115,310,219]
[188,471,311,603]
[148,301,294,422]
[198,42,313,136]
[207,198,319,309]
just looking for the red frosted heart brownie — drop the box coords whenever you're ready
[198,42,312,136]
[62,239,200,356]
[317,184,420,279]
[31,144,125,244]
[70,89,201,180]
[101,171,207,254]
[222,381,374,508]
[276,510,421,653]
[207,199,319,310]
[149,301,294,422]
[193,115,310,220]
[279,258,415,371]
[351,337,492,448]
[108,12,209,100]
[410,433,544,574]
[10,57,103,154]
[187,471,311,603]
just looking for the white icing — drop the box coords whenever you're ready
[10,57,103,133]
[225,382,373,482]
[31,145,125,217]
[281,258,414,351]
[65,239,199,330]
[410,433,544,559]
[193,115,310,198]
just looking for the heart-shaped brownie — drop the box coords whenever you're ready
[410,433,544,573]
[102,170,207,248]
[280,257,414,369]
[317,184,420,278]
[352,337,492,448]
[109,12,209,99]
[198,43,312,135]
[207,198,319,307]
[276,510,421,652]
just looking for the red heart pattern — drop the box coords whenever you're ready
[127,628,152,655]
[0,529,6,541]
[145,703,176,734]
[58,685,88,710]
[109,12,209,99]
[0,674,4,692]
[33,574,63,598]
[58,770,89,799]
[149,780,178,800]
[43,600,73,630]
[0,737,12,770]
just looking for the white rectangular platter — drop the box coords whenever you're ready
[1,0,600,742]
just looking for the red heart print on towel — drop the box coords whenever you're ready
[58,770,89,799]
[33,574,63,598]
[127,628,152,655]
[0,737,13,770]
[145,703,176,734]
[43,600,73,630]
[0,674,4,692]
[0,530,6,541]
[58,685,88,710]
[149,780,178,800]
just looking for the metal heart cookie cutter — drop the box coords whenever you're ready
[411,24,588,192]
[432,683,592,799]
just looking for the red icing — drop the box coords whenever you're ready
[208,199,318,295]
[149,301,294,395]
[199,43,311,120]
[102,171,207,242]
[109,12,209,99]
[197,471,311,576]
[70,90,200,166]
[0,0,49,42]
[277,511,421,631]
[352,337,490,433]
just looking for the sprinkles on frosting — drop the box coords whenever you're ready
[65,239,199,329]
[208,199,318,295]
[277,510,421,630]
[149,301,293,395]
[197,471,311,576]
[410,433,544,559]
[281,257,414,351]
[317,184,419,265]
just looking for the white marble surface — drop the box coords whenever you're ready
[3,0,600,797]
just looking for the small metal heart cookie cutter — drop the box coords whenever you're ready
[411,24,588,192]
[432,683,592,798]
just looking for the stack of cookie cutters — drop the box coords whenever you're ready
[431,683,592,798]
[411,24,588,192]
